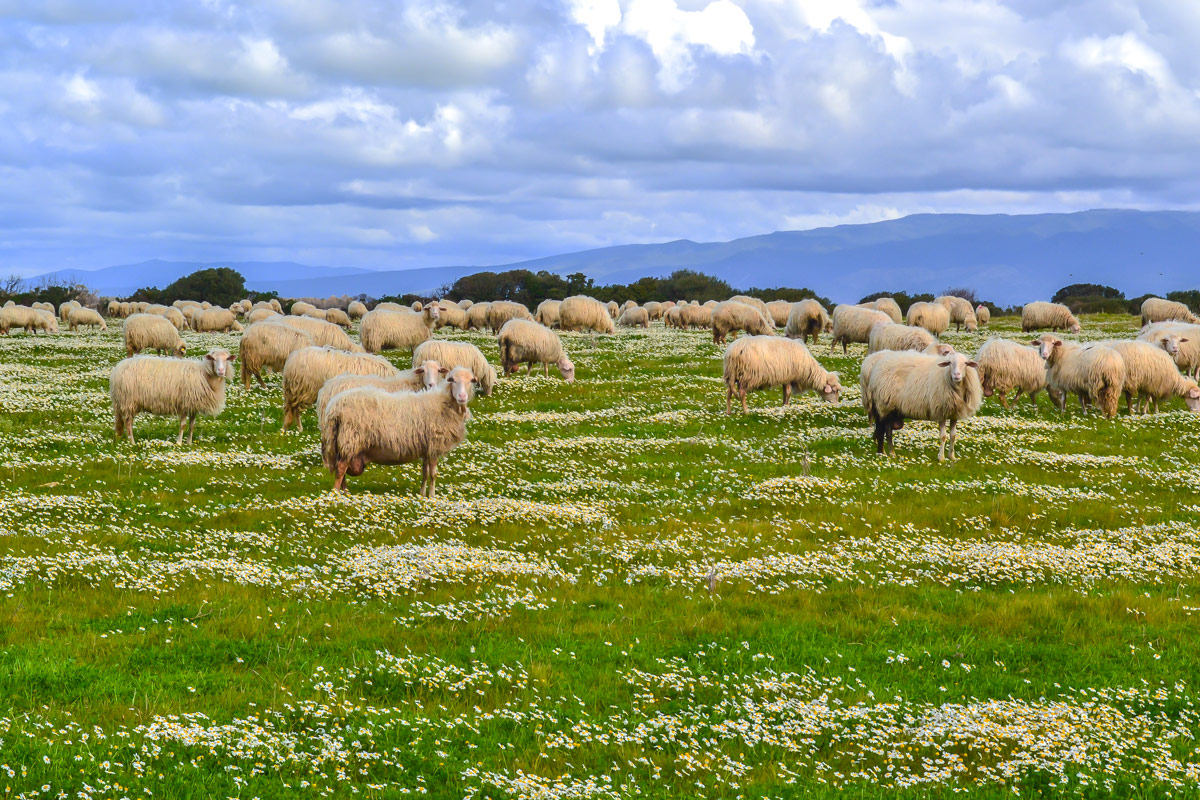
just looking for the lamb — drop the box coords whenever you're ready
[1033,335,1125,417]
[238,320,316,389]
[936,296,978,332]
[974,338,1046,409]
[324,307,352,328]
[905,302,951,336]
[465,302,493,330]
[765,300,792,328]
[1138,322,1200,378]
[68,306,108,332]
[487,300,534,333]
[193,308,244,333]
[831,304,892,354]
[859,350,982,461]
[975,305,991,326]
[280,315,364,352]
[535,299,562,328]
[110,348,234,445]
[723,335,842,414]
[1023,301,1081,333]
[1141,297,1199,326]
[1095,339,1200,414]
[433,301,469,330]
[867,322,936,354]
[679,304,713,329]
[315,359,446,428]
[360,306,440,353]
[560,296,616,334]
[860,297,903,324]
[347,300,368,319]
[617,306,650,328]
[606,300,619,319]
[412,339,498,395]
[785,299,832,344]
[123,313,186,357]
[280,346,399,430]
[321,366,478,495]
[711,300,773,345]
[497,319,575,382]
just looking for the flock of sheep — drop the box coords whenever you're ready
[3,291,1199,491]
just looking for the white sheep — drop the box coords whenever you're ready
[324,308,352,328]
[291,301,317,316]
[193,308,244,333]
[321,366,478,495]
[975,305,991,326]
[433,301,469,330]
[644,301,664,321]
[465,302,493,330]
[1141,297,1199,326]
[559,296,615,334]
[863,297,903,324]
[1033,335,1124,417]
[831,304,892,354]
[68,307,108,332]
[303,308,329,321]
[457,299,473,310]
[1138,322,1200,378]
[347,300,368,319]
[487,301,534,333]
[1099,339,1200,414]
[723,335,842,414]
[535,299,562,328]
[784,299,832,344]
[974,338,1046,409]
[497,319,575,382]
[935,296,978,332]
[280,346,399,431]
[110,348,234,444]
[123,313,186,357]
[765,300,792,328]
[59,300,81,322]
[617,306,650,328]
[712,300,773,345]
[375,302,406,312]
[247,308,281,325]
[412,339,498,395]
[867,322,936,354]
[238,320,316,389]
[1023,301,1080,333]
[606,300,620,318]
[679,304,713,329]
[278,315,363,352]
[728,295,771,321]
[360,306,440,353]
[315,359,446,428]
[859,350,982,461]
[905,302,950,336]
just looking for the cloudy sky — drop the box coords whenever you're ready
[2,0,1198,275]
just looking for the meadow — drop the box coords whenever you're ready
[3,312,1200,799]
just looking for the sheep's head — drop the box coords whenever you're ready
[174,342,187,358]
[413,360,447,391]
[204,348,234,377]
[816,372,842,403]
[556,356,576,384]
[1068,320,1082,334]
[937,352,978,384]
[445,366,477,407]
[1158,334,1185,355]
[964,318,978,332]
[1033,335,1062,360]
[425,304,441,323]
[925,343,955,356]
[1184,381,1200,413]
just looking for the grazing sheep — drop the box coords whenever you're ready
[701,299,716,308]
[360,306,440,354]
[196,302,208,311]
[617,306,650,328]
[859,297,903,324]
[560,296,616,334]
[664,306,683,329]
[324,307,351,328]
[412,339,498,395]
[1095,339,1200,414]
[303,308,329,321]
[1139,322,1200,378]
[291,301,317,316]
[644,301,664,321]
[974,338,1046,409]
[278,315,363,352]
[31,301,53,312]
[497,319,575,382]
[347,300,368,319]
[723,335,842,414]
[765,300,792,328]
[321,366,478,495]
[315,360,446,428]
[374,302,405,312]
[193,308,244,333]
[1023,301,1081,333]
[411,301,424,312]
[1141,297,1199,326]
[110,348,234,445]
[975,305,991,326]
[269,298,283,313]
[433,301,469,330]
[457,299,473,310]
[68,306,107,332]
[238,321,315,389]
[785,299,832,344]
[621,300,637,313]
[936,296,978,332]
[247,308,280,324]
[1,306,51,335]
[711,300,773,345]
[728,295,771,321]
[143,304,186,330]
[280,346,399,431]
[831,304,892,354]
[867,322,936,354]
[465,302,493,330]
[123,313,186,357]
[59,300,80,322]
[906,302,951,336]
[606,300,619,318]
[535,299,562,328]
[679,303,713,329]
[860,350,982,461]
[1034,335,1124,417]
[107,300,121,317]
[487,300,534,333]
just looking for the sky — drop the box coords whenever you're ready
[3,0,1200,276]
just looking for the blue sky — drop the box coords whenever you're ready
[3,0,1199,275]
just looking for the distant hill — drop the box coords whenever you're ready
[30,210,1200,304]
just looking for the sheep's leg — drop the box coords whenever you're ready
[126,416,135,444]
[176,416,187,445]
[281,406,294,431]
[725,384,734,415]
[842,340,848,356]
[740,386,749,414]
[428,458,438,498]
[782,384,792,407]
[937,419,948,462]
[948,419,958,460]
[186,414,196,445]
[543,362,549,377]
[1029,390,1039,410]
[333,462,349,492]
[997,391,1009,409]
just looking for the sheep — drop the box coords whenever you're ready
[238,320,316,389]
[1141,297,1199,326]
[974,338,1046,409]
[1023,301,1080,333]
[193,308,244,333]
[196,302,208,311]
[831,304,892,354]
[315,360,446,429]
[361,306,440,354]
[711,300,773,345]
[1033,335,1124,418]
[860,350,982,461]
[975,305,991,326]
[347,300,368,319]
[487,300,534,333]
[375,302,405,312]
[621,299,637,313]
[859,297,903,324]
[664,306,683,329]
[466,302,493,330]
[123,313,186,357]
[1098,339,1200,414]
[412,339,498,395]
[867,322,936,354]
[560,296,616,334]
[1139,322,1200,378]
[701,299,716,308]
[606,300,619,318]
[644,301,664,321]
[497,319,575,382]
[617,306,650,328]
[324,307,352,328]
[785,299,831,344]
[723,335,842,414]
[31,301,53,312]
[110,348,234,445]
[457,299,473,310]
[68,306,108,332]
[905,302,950,336]
[765,300,792,328]
[433,300,469,330]
[280,346,399,431]
[535,299,562,328]
[107,300,121,317]
[679,303,713,329]
[247,307,282,325]
[728,295,771,321]
[278,315,363,352]
[143,304,184,330]
[303,308,329,321]
[0,306,49,335]
[291,301,317,316]
[411,301,424,312]
[269,299,283,313]
[936,296,978,332]
[321,366,478,494]
[59,300,80,322]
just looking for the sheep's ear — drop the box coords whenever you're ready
[1182,338,1190,343]
[471,376,480,385]
[1053,340,1062,348]
[414,367,424,375]
[938,360,950,367]
[822,384,833,393]
[439,366,450,375]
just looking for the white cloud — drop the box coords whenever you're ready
[620,0,755,91]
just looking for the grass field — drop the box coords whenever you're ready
[3,312,1200,799]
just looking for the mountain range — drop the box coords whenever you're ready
[29,209,1200,306]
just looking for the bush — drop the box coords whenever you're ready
[1051,284,1131,315]
[858,291,935,315]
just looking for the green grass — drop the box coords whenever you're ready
[2,313,1200,798]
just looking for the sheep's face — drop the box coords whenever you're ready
[426,305,441,322]
[938,353,978,384]
[1068,322,1081,334]
[1034,336,1062,360]
[965,319,978,332]
[205,348,233,377]
[1185,384,1200,413]
[414,360,447,391]
[1159,334,1183,355]
[817,374,842,403]
[445,367,477,406]
[557,356,576,384]
[174,343,187,358]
